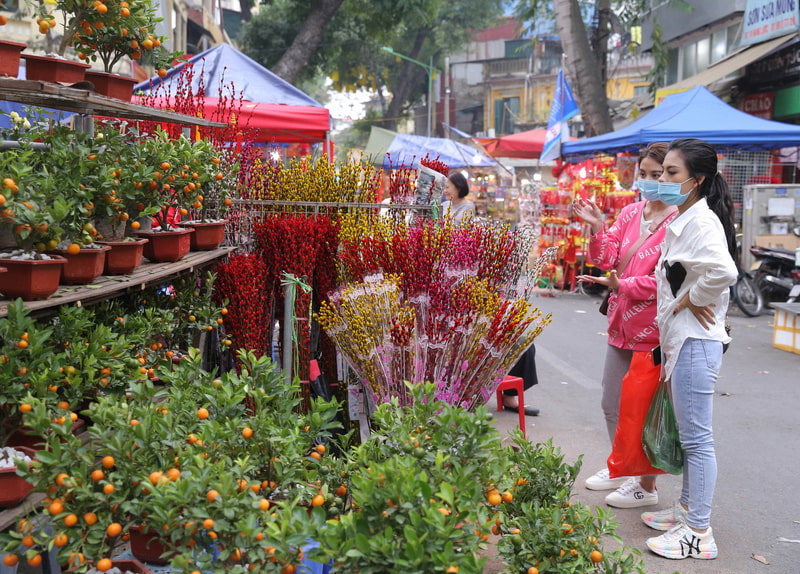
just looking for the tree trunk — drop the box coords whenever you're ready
[554,0,613,137]
[238,0,253,23]
[381,29,431,133]
[590,0,611,87]
[272,0,345,84]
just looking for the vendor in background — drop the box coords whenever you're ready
[500,344,540,416]
[441,172,475,223]
[573,142,678,508]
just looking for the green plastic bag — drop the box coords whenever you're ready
[641,379,684,475]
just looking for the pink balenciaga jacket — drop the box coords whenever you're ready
[588,201,677,352]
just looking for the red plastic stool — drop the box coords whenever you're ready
[495,375,526,438]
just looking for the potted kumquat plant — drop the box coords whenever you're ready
[29,0,178,99]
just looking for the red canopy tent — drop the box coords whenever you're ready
[477,129,576,159]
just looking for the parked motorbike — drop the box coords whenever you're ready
[735,242,800,316]
[732,267,764,317]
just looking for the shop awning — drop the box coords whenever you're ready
[658,33,796,94]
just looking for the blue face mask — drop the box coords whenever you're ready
[636,179,661,202]
[657,177,695,206]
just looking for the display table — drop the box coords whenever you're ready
[771,302,800,355]
[0,247,235,318]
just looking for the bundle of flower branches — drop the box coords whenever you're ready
[320,219,552,408]
[317,273,551,409]
[337,218,536,294]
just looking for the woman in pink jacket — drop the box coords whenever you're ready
[574,142,678,508]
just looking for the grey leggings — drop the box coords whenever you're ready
[600,345,634,445]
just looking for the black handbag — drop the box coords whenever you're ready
[598,291,611,315]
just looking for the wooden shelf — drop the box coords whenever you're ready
[0,77,226,127]
[0,246,236,318]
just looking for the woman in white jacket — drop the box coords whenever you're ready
[642,138,738,561]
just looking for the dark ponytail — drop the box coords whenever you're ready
[667,138,737,261]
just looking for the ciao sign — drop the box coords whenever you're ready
[742,92,774,119]
[742,0,800,45]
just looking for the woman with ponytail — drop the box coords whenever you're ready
[642,138,737,561]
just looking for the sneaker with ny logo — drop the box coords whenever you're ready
[646,523,718,560]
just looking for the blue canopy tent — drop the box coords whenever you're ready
[562,86,800,160]
[364,126,497,169]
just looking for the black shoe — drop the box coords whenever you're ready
[504,405,539,417]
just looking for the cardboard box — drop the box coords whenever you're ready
[754,234,800,250]
[772,303,800,355]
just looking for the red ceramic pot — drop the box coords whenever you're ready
[22,53,91,83]
[84,70,137,101]
[129,525,176,565]
[0,255,66,301]
[47,245,110,285]
[135,228,194,262]
[97,238,148,274]
[181,220,227,250]
[6,418,85,450]
[0,446,36,508]
[0,40,27,78]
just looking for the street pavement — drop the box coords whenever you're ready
[489,290,800,574]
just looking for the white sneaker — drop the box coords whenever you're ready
[604,478,658,508]
[646,523,718,560]
[641,502,688,531]
[584,468,628,491]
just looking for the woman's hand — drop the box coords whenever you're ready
[674,292,716,329]
[577,270,620,291]
[572,198,604,234]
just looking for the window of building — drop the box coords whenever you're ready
[494,97,520,136]
[682,42,697,78]
[712,29,727,63]
[633,85,649,97]
[667,48,679,84]
[696,37,710,70]
[727,22,740,51]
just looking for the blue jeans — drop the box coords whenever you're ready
[670,338,723,530]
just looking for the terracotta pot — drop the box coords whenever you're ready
[0,446,36,508]
[0,40,27,78]
[0,255,66,301]
[84,70,137,101]
[181,220,227,250]
[129,526,176,565]
[22,53,91,83]
[97,238,149,275]
[6,418,85,450]
[134,228,194,262]
[47,245,110,285]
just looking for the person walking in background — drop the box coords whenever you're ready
[501,343,539,416]
[441,172,475,223]
[573,143,677,508]
[642,138,737,560]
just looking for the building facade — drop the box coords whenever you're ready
[445,17,652,139]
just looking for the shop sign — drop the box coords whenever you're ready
[654,87,688,106]
[742,92,775,119]
[742,0,800,46]
[747,40,800,84]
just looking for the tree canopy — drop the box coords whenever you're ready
[239,0,505,131]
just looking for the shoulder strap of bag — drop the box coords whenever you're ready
[616,209,672,278]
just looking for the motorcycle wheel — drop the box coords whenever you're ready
[734,274,764,317]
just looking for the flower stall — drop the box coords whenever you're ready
[534,156,637,291]
[1,33,651,574]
